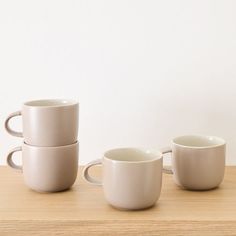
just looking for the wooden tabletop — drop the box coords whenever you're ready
[0,166,236,235]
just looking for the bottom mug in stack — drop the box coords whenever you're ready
[6,142,78,192]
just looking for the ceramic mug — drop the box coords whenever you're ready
[161,135,226,190]
[5,99,79,146]
[83,148,165,210]
[6,142,79,192]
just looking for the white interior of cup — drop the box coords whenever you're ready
[104,148,162,162]
[24,99,77,107]
[173,135,225,148]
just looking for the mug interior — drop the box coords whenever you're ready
[24,99,77,107]
[173,135,225,148]
[104,148,162,163]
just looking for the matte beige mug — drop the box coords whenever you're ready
[5,99,79,146]
[7,142,79,192]
[161,135,226,190]
[83,148,164,210]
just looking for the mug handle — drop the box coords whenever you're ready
[5,111,23,137]
[161,146,173,174]
[7,146,23,171]
[82,159,103,186]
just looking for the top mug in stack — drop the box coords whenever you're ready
[5,99,79,146]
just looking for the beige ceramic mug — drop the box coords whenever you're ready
[6,142,79,192]
[161,135,226,190]
[5,99,79,146]
[83,148,165,210]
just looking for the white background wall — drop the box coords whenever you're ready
[0,0,236,165]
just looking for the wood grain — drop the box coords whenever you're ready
[0,166,236,235]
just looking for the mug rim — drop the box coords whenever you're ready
[172,135,226,149]
[24,99,78,108]
[104,147,162,163]
[23,141,78,149]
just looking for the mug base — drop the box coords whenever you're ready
[176,183,221,191]
[28,186,73,193]
[108,202,157,211]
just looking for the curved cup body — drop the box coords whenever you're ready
[171,135,226,190]
[22,99,79,146]
[102,148,163,210]
[7,142,79,192]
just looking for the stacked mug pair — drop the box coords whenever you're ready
[5,99,79,192]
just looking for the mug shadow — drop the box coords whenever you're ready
[109,202,159,212]
[29,186,74,194]
[178,185,221,192]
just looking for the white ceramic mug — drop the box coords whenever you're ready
[5,99,79,146]
[161,135,226,190]
[83,148,165,210]
[6,142,79,192]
